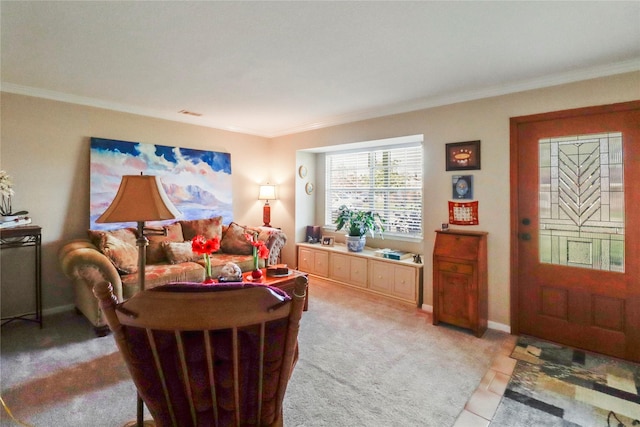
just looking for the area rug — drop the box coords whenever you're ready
[491,335,640,427]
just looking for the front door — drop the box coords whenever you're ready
[510,101,640,362]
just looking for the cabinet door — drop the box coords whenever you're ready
[330,254,350,282]
[393,265,416,300]
[298,247,314,273]
[437,270,473,329]
[369,261,392,293]
[349,256,368,288]
[313,250,329,277]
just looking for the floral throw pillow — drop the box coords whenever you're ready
[179,216,223,242]
[220,222,253,255]
[87,228,138,274]
[146,222,185,264]
[162,241,201,264]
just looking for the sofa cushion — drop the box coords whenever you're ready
[147,223,185,264]
[87,228,139,274]
[162,241,201,264]
[120,262,205,298]
[179,216,223,242]
[220,222,253,255]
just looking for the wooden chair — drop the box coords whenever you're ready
[93,277,308,427]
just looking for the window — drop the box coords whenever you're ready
[325,142,423,239]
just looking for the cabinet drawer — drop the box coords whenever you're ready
[434,233,480,260]
[437,261,473,275]
[393,265,416,299]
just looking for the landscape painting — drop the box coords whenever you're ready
[90,137,233,230]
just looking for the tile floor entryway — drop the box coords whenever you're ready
[453,335,519,427]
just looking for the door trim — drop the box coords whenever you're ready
[509,100,640,336]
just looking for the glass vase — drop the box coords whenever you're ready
[203,254,214,284]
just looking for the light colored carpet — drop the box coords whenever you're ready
[1,278,510,426]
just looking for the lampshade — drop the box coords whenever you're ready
[258,185,276,201]
[96,175,180,223]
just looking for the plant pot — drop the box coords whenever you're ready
[346,235,366,252]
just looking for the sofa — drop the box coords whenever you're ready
[59,217,286,335]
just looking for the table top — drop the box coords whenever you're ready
[0,225,42,238]
[241,268,306,285]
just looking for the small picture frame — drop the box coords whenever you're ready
[446,140,481,171]
[321,236,334,246]
[452,175,473,199]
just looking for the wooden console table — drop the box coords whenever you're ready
[0,225,43,328]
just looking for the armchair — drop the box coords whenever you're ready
[93,277,308,427]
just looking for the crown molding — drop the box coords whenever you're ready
[2,58,639,139]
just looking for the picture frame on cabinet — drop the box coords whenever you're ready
[321,235,334,246]
[445,140,481,171]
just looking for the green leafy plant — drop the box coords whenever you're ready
[334,205,384,238]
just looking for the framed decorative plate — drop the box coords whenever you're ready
[305,182,314,194]
[452,175,473,199]
[298,165,307,178]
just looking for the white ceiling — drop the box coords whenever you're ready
[2,1,639,138]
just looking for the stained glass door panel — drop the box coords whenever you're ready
[539,132,624,272]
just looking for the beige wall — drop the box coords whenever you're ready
[1,71,638,326]
[0,93,271,312]
[275,71,640,327]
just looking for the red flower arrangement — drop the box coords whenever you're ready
[245,232,270,279]
[191,235,221,283]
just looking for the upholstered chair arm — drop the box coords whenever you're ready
[58,239,124,332]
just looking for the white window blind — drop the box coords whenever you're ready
[325,143,423,238]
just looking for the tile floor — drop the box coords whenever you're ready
[453,334,519,427]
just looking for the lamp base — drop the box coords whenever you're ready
[262,202,271,227]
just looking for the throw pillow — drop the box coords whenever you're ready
[146,222,185,264]
[87,228,138,274]
[220,222,253,255]
[162,241,201,264]
[179,216,223,242]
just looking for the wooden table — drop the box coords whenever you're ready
[240,269,309,311]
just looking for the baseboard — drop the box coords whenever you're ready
[421,304,433,313]
[420,304,511,334]
[488,320,511,333]
[43,304,75,316]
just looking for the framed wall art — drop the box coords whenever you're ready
[452,175,473,199]
[446,140,481,171]
[90,137,233,230]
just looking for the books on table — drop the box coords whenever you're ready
[374,248,412,260]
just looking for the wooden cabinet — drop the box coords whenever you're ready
[298,245,329,277]
[297,243,423,306]
[433,230,488,337]
[369,260,417,301]
[330,253,367,288]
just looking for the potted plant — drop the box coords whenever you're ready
[334,205,384,252]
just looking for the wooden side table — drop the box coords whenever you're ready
[0,225,42,328]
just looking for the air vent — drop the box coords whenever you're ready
[178,110,203,117]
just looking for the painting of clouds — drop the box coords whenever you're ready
[90,137,232,230]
